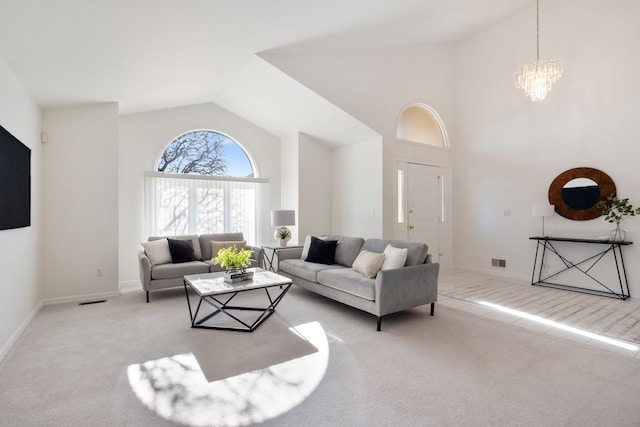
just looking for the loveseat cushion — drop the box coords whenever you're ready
[326,235,365,267]
[167,238,196,263]
[150,234,202,261]
[317,268,376,301]
[151,261,209,280]
[141,238,172,265]
[279,258,345,282]
[199,233,245,260]
[361,239,428,266]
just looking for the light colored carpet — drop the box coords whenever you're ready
[1,276,640,426]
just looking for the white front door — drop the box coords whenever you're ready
[396,162,451,267]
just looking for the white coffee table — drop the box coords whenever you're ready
[183,268,293,332]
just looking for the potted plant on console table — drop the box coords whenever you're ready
[212,245,254,283]
[597,194,640,242]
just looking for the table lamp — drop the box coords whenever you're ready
[532,204,555,236]
[271,210,295,246]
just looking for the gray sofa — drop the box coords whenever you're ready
[138,232,263,302]
[276,235,439,331]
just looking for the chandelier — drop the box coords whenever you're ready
[515,0,563,101]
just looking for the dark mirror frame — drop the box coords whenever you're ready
[548,167,616,221]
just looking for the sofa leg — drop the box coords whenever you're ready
[430,302,435,316]
[376,316,382,331]
[146,291,149,303]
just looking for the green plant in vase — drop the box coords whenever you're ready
[274,227,292,246]
[212,245,253,273]
[597,194,640,241]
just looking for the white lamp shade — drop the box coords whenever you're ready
[271,210,295,227]
[532,204,555,217]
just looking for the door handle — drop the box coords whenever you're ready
[408,225,415,230]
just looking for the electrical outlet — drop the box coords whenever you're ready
[96,268,103,277]
[491,259,506,268]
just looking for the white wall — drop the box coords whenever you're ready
[260,45,456,238]
[118,103,282,286]
[299,133,333,239]
[0,55,42,360]
[42,103,119,299]
[332,137,383,238]
[453,0,640,290]
[279,133,299,245]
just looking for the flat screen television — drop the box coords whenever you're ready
[0,124,31,230]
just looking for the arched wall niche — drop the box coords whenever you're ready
[396,103,449,149]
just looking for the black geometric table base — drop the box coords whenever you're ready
[183,282,292,332]
[529,236,632,300]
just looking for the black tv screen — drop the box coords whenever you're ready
[0,124,31,230]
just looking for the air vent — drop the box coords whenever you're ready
[79,300,107,306]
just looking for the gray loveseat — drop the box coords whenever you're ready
[138,232,263,302]
[276,235,439,331]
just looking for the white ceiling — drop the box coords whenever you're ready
[0,0,530,144]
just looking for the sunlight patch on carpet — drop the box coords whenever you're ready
[127,321,328,426]
[478,301,639,352]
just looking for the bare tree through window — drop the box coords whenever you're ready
[158,130,230,175]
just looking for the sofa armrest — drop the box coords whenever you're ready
[275,246,304,263]
[138,250,152,290]
[375,262,440,316]
[247,245,264,269]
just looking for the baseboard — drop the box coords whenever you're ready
[0,299,44,363]
[42,290,121,306]
[454,265,530,283]
[119,280,142,293]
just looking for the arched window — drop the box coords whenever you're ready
[145,130,266,243]
[396,104,448,149]
[158,130,254,177]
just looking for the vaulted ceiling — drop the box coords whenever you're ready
[0,0,530,144]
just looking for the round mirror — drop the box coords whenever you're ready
[548,167,616,221]
[561,178,599,210]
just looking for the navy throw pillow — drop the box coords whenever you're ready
[167,238,196,263]
[306,236,338,265]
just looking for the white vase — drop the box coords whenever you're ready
[279,237,290,247]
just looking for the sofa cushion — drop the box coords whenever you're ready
[167,238,196,263]
[199,233,245,260]
[301,235,326,259]
[210,240,247,260]
[326,235,365,267]
[151,261,209,280]
[381,244,409,271]
[361,239,428,266]
[317,268,376,301]
[306,237,338,265]
[141,238,172,265]
[279,258,345,282]
[150,234,202,260]
[352,250,385,278]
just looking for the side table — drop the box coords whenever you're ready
[262,245,303,272]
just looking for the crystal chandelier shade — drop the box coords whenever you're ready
[514,0,563,101]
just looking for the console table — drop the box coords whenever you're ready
[529,236,632,299]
